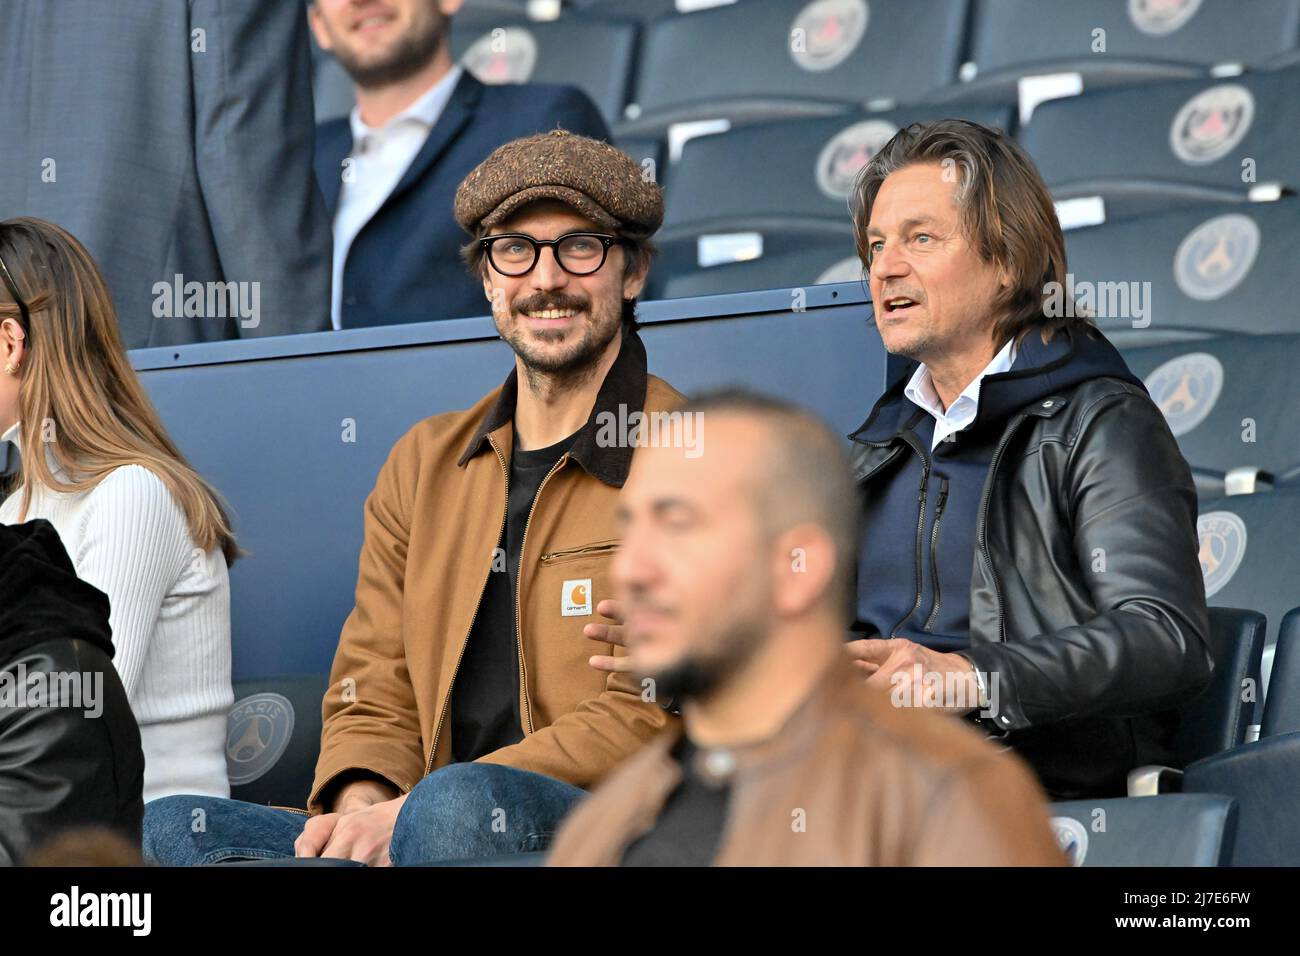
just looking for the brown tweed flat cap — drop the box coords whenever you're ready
[454,129,663,238]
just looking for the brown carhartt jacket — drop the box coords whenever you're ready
[309,333,682,812]
[547,657,1068,866]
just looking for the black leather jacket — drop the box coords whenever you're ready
[850,326,1213,798]
[0,519,144,864]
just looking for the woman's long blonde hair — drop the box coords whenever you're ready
[0,217,239,565]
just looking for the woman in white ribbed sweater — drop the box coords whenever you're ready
[0,218,235,802]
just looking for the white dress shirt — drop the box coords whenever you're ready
[330,66,464,329]
[904,338,1019,451]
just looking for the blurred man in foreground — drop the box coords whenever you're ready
[549,391,1064,866]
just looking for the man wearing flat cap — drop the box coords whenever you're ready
[144,130,683,866]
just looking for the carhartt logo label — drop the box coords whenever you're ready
[562,579,592,617]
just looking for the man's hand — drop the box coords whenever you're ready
[845,637,980,716]
[295,791,408,866]
[585,599,632,673]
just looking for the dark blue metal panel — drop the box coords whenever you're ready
[132,286,881,680]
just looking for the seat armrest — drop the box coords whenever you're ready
[1127,765,1185,796]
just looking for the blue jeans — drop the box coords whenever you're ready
[142,763,586,865]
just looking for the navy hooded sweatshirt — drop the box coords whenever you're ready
[853,325,1147,649]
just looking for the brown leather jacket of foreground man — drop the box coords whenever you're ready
[548,391,1065,866]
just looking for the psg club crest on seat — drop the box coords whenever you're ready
[226,692,296,785]
[815,119,897,200]
[1169,84,1255,166]
[464,26,539,85]
[1144,352,1224,437]
[1173,213,1260,301]
[1197,511,1248,598]
[790,0,869,73]
[1129,0,1204,36]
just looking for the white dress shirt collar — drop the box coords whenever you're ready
[348,64,463,150]
[904,337,1018,451]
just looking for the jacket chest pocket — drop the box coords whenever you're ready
[539,539,619,566]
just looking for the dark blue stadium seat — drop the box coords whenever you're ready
[1171,608,1265,766]
[618,0,970,138]
[451,10,639,122]
[1049,795,1236,866]
[946,0,1300,109]
[1183,731,1300,865]
[1022,65,1300,220]
[659,104,1014,241]
[1064,199,1300,340]
[662,242,862,299]
[227,674,330,809]
[1194,491,1300,648]
[1117,333,1300,477]
[1261,607,1300,736]
[132,290,882,681]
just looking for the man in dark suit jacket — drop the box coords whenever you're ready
[310,0,609,329]
[0,0,332,348]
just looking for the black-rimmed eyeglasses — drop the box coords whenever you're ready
[480,232,620,277]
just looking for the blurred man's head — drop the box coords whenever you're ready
[309,0,462,89]
[613,392,859,702]
[455,131,662,387]
[849,120,1078,365]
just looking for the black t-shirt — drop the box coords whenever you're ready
[620,737,732,867]
[450,429,578,764]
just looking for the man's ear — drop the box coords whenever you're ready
[307,3,333,53]
[440,0,466,16]
[621,253,650,302]
[771,523,837,619]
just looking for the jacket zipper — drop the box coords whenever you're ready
[976,413,1031,644]
[888,431,930,637]
[512,453,570,737]
[922,477,950,631]
[424,441,511,777]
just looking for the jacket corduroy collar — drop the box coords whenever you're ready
[456,329,650,488]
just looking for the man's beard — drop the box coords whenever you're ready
[647,617,770,706]
[498,292,624,386]
[333,14,448,90]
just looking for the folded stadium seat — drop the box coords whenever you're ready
[1063,198,1300,343]
[651,103,1012,290]
[226,674,331,810]
[660,241,862,299]
[1021,64,1300,221]
[615,136,665,186]
[451,10,639,123]
[1194,491,1300,649]
[1127,607,1265,797]
[1173,608,1266,765]
[1260,608,1300,736]
[615,0,971,140]
[938,0,1300,113]
[1117,333,1300,478]
[1048,796,1236,866]
[1182,731,1300,865]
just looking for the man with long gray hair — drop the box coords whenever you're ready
[843,119,1212,799]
